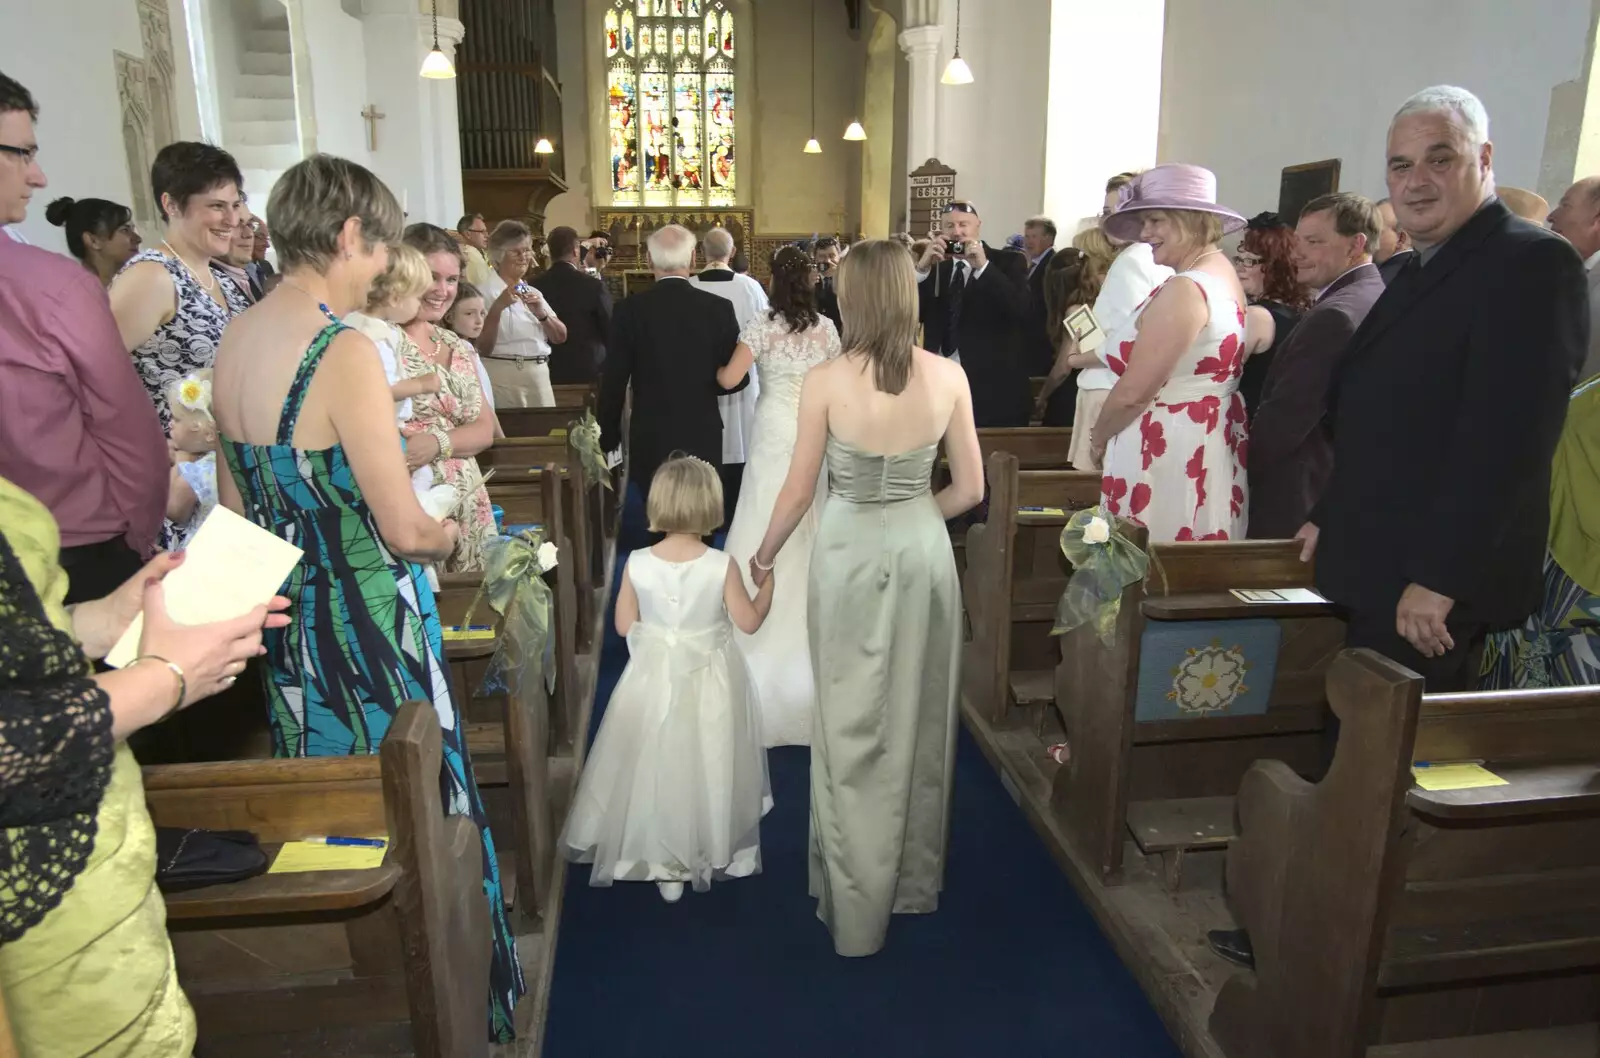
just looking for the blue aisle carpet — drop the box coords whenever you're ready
[543,486,1180,1058]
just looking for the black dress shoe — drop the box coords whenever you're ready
[1207,928,1255,968]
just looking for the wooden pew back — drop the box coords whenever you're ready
[961,451,1100,724]
[145,702,491,1058]
[497,404,589,440]
[1212,655,1600,1057]
[479,437,607,616]
[1053,530,1344,882]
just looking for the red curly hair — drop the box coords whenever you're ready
[1239,222,1310,312]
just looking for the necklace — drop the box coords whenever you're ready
[160,239,218,294]
[279,279,341,324]
[1182,247,1224,271]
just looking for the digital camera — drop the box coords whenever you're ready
[948,240,967,256]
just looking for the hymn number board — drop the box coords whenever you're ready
[909,159,958,238]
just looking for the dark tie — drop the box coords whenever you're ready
[945,262,967,356]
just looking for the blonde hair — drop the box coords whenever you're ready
[646,455,723,535]
[366,243,432,310]
[1157,209,1226,251]
[836,239,917,395]
[165,367,215,426]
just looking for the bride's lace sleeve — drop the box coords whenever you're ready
[819,316,842,360]
[739,314,769,363]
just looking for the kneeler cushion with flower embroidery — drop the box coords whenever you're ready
[1132,619,1279,723]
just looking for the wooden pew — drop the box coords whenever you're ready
[1052,528,1345,884]
[483,459,599,654]
[978,426,1073,468]
[145,701,493,1058]
[1210,651,1600,1057]
[551,383,595,411]
[434,568,564,924]
[478,437,607,647]
[961,451,1101,727]
[497,404,589,440]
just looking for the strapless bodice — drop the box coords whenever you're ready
[824,437,937,504]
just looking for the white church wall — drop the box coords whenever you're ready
[1,0,203,251]
[929,0,1051,240]
[545,0,594,236]
[1158,0,1592,218]
[300,1,372,166]
[1043,0,1163,234]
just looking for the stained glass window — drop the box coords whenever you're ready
[606,0,736,206]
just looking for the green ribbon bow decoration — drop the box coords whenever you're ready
[1051,505,1151,647]
[568,410,614,492]
[463,529,557,699]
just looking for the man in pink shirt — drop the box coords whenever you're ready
[0,73,167,602]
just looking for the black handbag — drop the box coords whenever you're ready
[154,827,269,892]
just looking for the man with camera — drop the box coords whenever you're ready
[813,235,843,331]
[916,200,1032,427]
[581,230,614,275]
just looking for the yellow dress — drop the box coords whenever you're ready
[0,477,195,1057]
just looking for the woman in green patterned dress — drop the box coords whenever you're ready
[211,155,524,1041]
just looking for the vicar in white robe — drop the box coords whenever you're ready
[689,226,766,522]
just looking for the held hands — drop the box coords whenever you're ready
[1397,583,1456,658]
[749,554,773,588]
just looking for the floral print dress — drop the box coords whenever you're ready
[1098,269,1249,542]
[396,325,496,572]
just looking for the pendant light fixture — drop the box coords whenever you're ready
[419,0,456,79]
[534,137,555,155]
[843,119,866,141]
[803,0,822,153]
[941,0,974,85]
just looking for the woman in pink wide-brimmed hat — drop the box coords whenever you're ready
[1088,163,1252,541]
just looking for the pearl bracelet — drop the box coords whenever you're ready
[752,555,775,572]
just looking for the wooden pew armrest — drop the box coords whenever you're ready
[164,858,401,920]
[1140,592,1341,621]
[1406,761,1600,821]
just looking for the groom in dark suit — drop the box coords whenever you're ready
[597,224,747,507]
[1304,87,1587,690]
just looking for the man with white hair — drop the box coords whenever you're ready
[1303,85,1587,689]
[690,226,767,519]
[597,224,747,505]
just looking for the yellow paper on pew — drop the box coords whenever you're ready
[1018,506,1067,516]
[442,626,495,641]
[548,428,568,437]
[268,840,388,873]
[1410,763,1509,791]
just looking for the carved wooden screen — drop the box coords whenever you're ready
[457,0,564,178]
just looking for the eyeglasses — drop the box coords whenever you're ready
[1232,253,1263,268]
[0,143,39,163]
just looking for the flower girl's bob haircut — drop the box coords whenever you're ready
[647,454,724,536]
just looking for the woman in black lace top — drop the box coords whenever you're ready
[0,474,287,1055]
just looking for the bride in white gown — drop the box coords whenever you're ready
[721,246,841,746]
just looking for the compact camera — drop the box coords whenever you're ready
[948,240,967,256]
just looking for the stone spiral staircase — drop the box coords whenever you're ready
[228,13,299,210]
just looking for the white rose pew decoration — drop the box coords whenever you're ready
[462,527,558,698]
[1051,506,1153,646]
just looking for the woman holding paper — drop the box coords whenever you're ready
[209,156,525,1043]
[0,474,288,1057]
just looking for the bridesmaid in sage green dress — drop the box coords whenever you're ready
[751,240,985,957]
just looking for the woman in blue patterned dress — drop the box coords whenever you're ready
[210,155,524,1041]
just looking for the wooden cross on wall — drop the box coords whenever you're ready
[361,104,386,152]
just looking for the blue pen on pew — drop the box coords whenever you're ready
[1413,759,1485,768]
[1018,506,1046,511]
[304,836,387,848]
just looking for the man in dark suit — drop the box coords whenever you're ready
[1248,192,1386,539]
[597,224,747,510]
[1022,216,1058,375]
[531,226,611,386]
[916,201,1032,427]
[813,235,843,332]
[1305,86,1588,690]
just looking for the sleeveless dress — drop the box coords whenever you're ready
[1098,268,1250,542]
[561,548,772,892]
[723,313,841,746]
[808,437,962,957]
[122,249,249,434]
[220,321,524,1043]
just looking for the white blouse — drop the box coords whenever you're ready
[480,273,553,362]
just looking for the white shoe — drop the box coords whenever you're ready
[657,881,684,903]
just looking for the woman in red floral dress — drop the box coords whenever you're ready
[1089,165,1251,542]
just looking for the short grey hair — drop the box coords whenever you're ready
[487,219,532,263]
[703,227,735,262]
[1393,85,1490,148]
[647,224,697,272]
[1024,216,1057,238]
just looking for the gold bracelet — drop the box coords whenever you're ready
[131,654,187,720]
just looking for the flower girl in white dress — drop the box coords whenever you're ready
[561,456,775,902]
